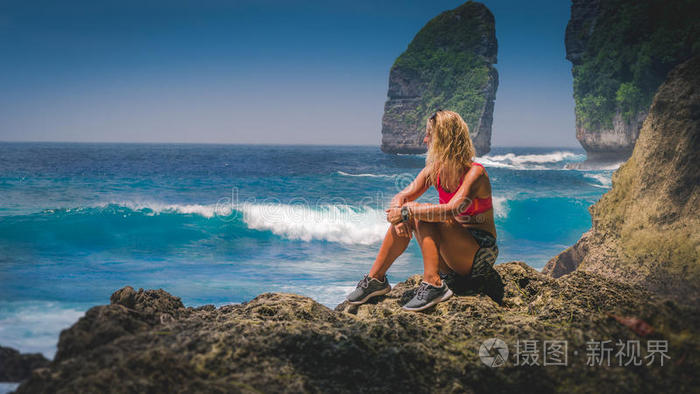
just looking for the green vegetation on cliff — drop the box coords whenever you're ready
[547,56,700,301]
[393,1,495,129]
[572,0,700,130]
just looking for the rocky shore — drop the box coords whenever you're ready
[0,347,49,383]
[12,262,698,393]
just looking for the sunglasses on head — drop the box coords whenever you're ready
[429,109,442,121]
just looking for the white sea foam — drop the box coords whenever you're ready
[485,151,584,164]
[95,201,225,218]
[477,157,547,170]
[492,196,509,219]
[0,302,86,359]
[396,153,427,157]
[0,383,19,394]
[565,161,624,170]
[583,173,613,188]
[336,171,396,178]
[240,197,510,243]
[238,203,389,245]
[477,151,585,170]
[92,203,390,245]
[45,198,511,244]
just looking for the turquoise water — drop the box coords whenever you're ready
[0,143,615,359]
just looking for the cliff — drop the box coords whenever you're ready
[15,263,699,392]
[544,56,700,303]
[381,1,498,155]
[566,0,700,163]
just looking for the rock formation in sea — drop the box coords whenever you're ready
[15,263,699,392]
[544,56,700,304]
[0,346,49,382]
[566,0,700,164]
[381,1,498,155]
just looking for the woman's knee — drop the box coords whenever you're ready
[412,218,431,235]
[414,221,441,244]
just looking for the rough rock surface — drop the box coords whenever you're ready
[0,346,49,382]
[381,1,498,155]
[544,56,700,303]
[575,110,647,163]
[16,264,699,393]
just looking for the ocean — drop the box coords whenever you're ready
[0,143,616,359]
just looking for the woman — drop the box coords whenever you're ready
[346,110,498,311]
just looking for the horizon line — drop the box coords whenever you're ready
[0,140,583,149]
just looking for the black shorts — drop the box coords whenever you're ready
[440,227,498,279]
[467,228,498,268]
[440,227,502,300]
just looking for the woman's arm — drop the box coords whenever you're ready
[387,164,484,223]
[389,167,431,207]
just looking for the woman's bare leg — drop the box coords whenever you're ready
[412,220,442,286]
[435,222,480,276]
[368,224,411,281]
[413,220,482,285]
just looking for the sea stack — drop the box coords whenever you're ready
[544,56,700,304]
[566,0,699,165]
[380,1,498,155]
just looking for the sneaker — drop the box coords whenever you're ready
[346,274,391,305]
[402,280,453,311]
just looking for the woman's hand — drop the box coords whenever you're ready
[386,201,424,225]
[393,222,411,238]
[385,207,403,225]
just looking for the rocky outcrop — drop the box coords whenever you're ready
[381,1,498,155]
[16,263,700,392]
[564,0,600,65]
[544,56,700,303]
[0,346,49,382]
[566,0,700,164]
[576,110,647,163]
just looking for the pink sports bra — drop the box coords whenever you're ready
[435,162,493,216]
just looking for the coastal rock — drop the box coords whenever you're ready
[54,286,188,362]
[565,0,700,164]
[381,1,498,155]
[0,346,49,382]
[576,110,647,163]
[544,56,700,303]
[564,0,600,66]
[16,262,699,392]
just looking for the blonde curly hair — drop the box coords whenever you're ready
[424,110,476,188]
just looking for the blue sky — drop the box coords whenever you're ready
[0,0,577,147]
